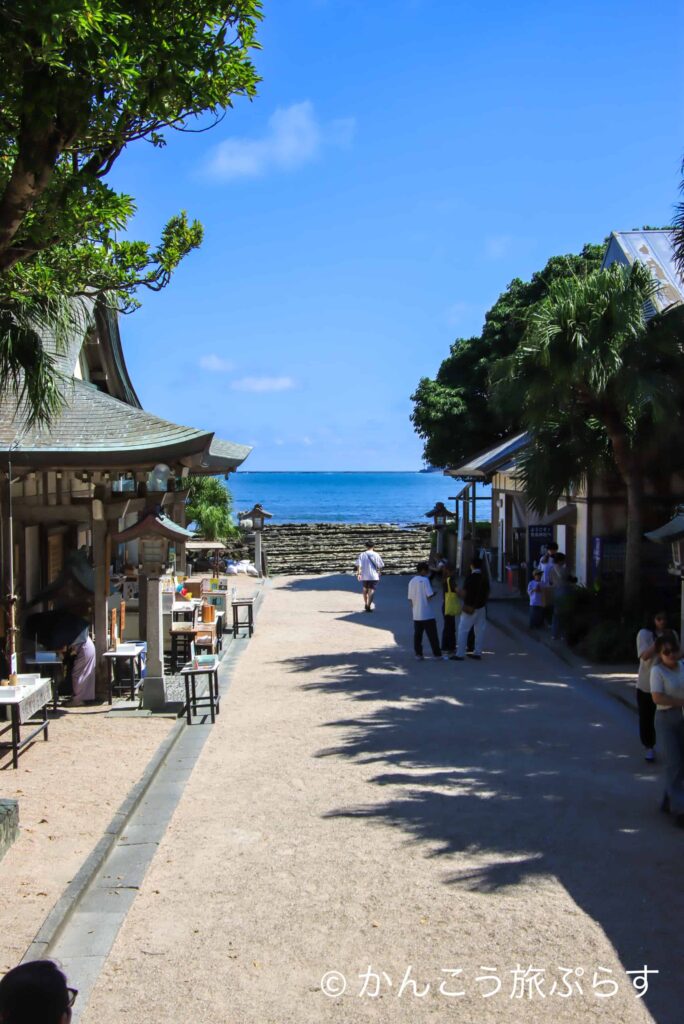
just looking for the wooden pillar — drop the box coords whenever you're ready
[254,531,263,577]
[91,504,109,698]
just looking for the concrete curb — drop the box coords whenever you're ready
[22,714,186,963]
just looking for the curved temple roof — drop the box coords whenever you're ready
[0,379,251,472]
[1,298,251,474]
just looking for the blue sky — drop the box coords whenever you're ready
[110,0,684,470]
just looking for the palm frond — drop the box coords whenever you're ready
[0,295,89,429]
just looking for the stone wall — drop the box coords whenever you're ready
[0,799,18,862]
[250,523,434,576]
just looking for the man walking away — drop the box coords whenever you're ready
[355,540,384,612]
[408,562,447,660]
[453,556,490,660]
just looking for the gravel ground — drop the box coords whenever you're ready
[0,703,173,972]
[82,575,682,1024]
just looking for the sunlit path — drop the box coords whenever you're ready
[82,576,678,1024]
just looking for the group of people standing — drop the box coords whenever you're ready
[636,611,684,826]
[407,557,490,661]
[355,541,490,661]
[527,542,573,640]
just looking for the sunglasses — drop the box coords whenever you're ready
[67,988,78,1008]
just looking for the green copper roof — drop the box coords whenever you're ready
[0,380,250,470]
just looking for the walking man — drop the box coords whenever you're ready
[355,539,384,612]
[453,556,490,660]
[408,562,447,660]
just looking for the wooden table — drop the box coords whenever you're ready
[102,642,146,704]
[171,600,200,622]
[231,597,255,638]
[180,658,220,724]
[170,624,199,673]
[0,678,51,768]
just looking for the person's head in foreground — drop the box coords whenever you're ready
[365,539,374,549]
[655,632,681,665]
[471,557,483,571]
[0,961,77,1024]
[416,561,430,576]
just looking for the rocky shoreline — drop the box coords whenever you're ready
[246,522,434,576]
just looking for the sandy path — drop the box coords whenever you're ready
[82,575,680,1024]
[0,705,173,971]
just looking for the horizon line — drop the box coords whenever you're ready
[232,469,447,474]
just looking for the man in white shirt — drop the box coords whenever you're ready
[539,541,558,625]
[539,542,558,586]
[408,562,447,660]
[355,540,385,612]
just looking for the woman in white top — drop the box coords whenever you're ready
[650,632,684,823]
[636,611,675,762]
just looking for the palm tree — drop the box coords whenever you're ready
[494,261,684,610]
[185,475,238,542]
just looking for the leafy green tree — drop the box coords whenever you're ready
[496,262,684,610]
[0,0,262,424]
[186,475,238,541]
[410,244,604,468]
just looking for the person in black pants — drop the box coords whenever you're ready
[636,611,677,762]
[408,562,447,660]
[440,561,461,656]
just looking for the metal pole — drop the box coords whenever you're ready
[6,443,18,678]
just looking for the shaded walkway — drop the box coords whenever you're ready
[83,575,678,1024]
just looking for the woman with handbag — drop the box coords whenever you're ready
[440,562,462,657]
[637,611,678,762]
[650,632,684,823]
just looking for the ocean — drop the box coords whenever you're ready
[227,472,492,525]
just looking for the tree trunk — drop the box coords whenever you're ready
[623,471,643,612]
[604,418,643,612]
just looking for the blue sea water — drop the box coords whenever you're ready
[227,472,491,525]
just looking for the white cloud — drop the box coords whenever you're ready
[301,436,314,446]
[199,354,234,372]
[206,101,356,181]
[231,376,296,393]
[484,234,514,260]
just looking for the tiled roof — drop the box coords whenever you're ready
[3,301,251,472]
[444,432,530,480]
[206,437,253,466]
[0,379,212,467]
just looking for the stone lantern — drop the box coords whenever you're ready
[239,503,273,576]
[425,502,454,556]
[112,508,193,708]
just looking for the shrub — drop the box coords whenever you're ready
[576,621,638,663]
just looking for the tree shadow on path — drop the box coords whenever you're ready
[277,575,683,1024]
